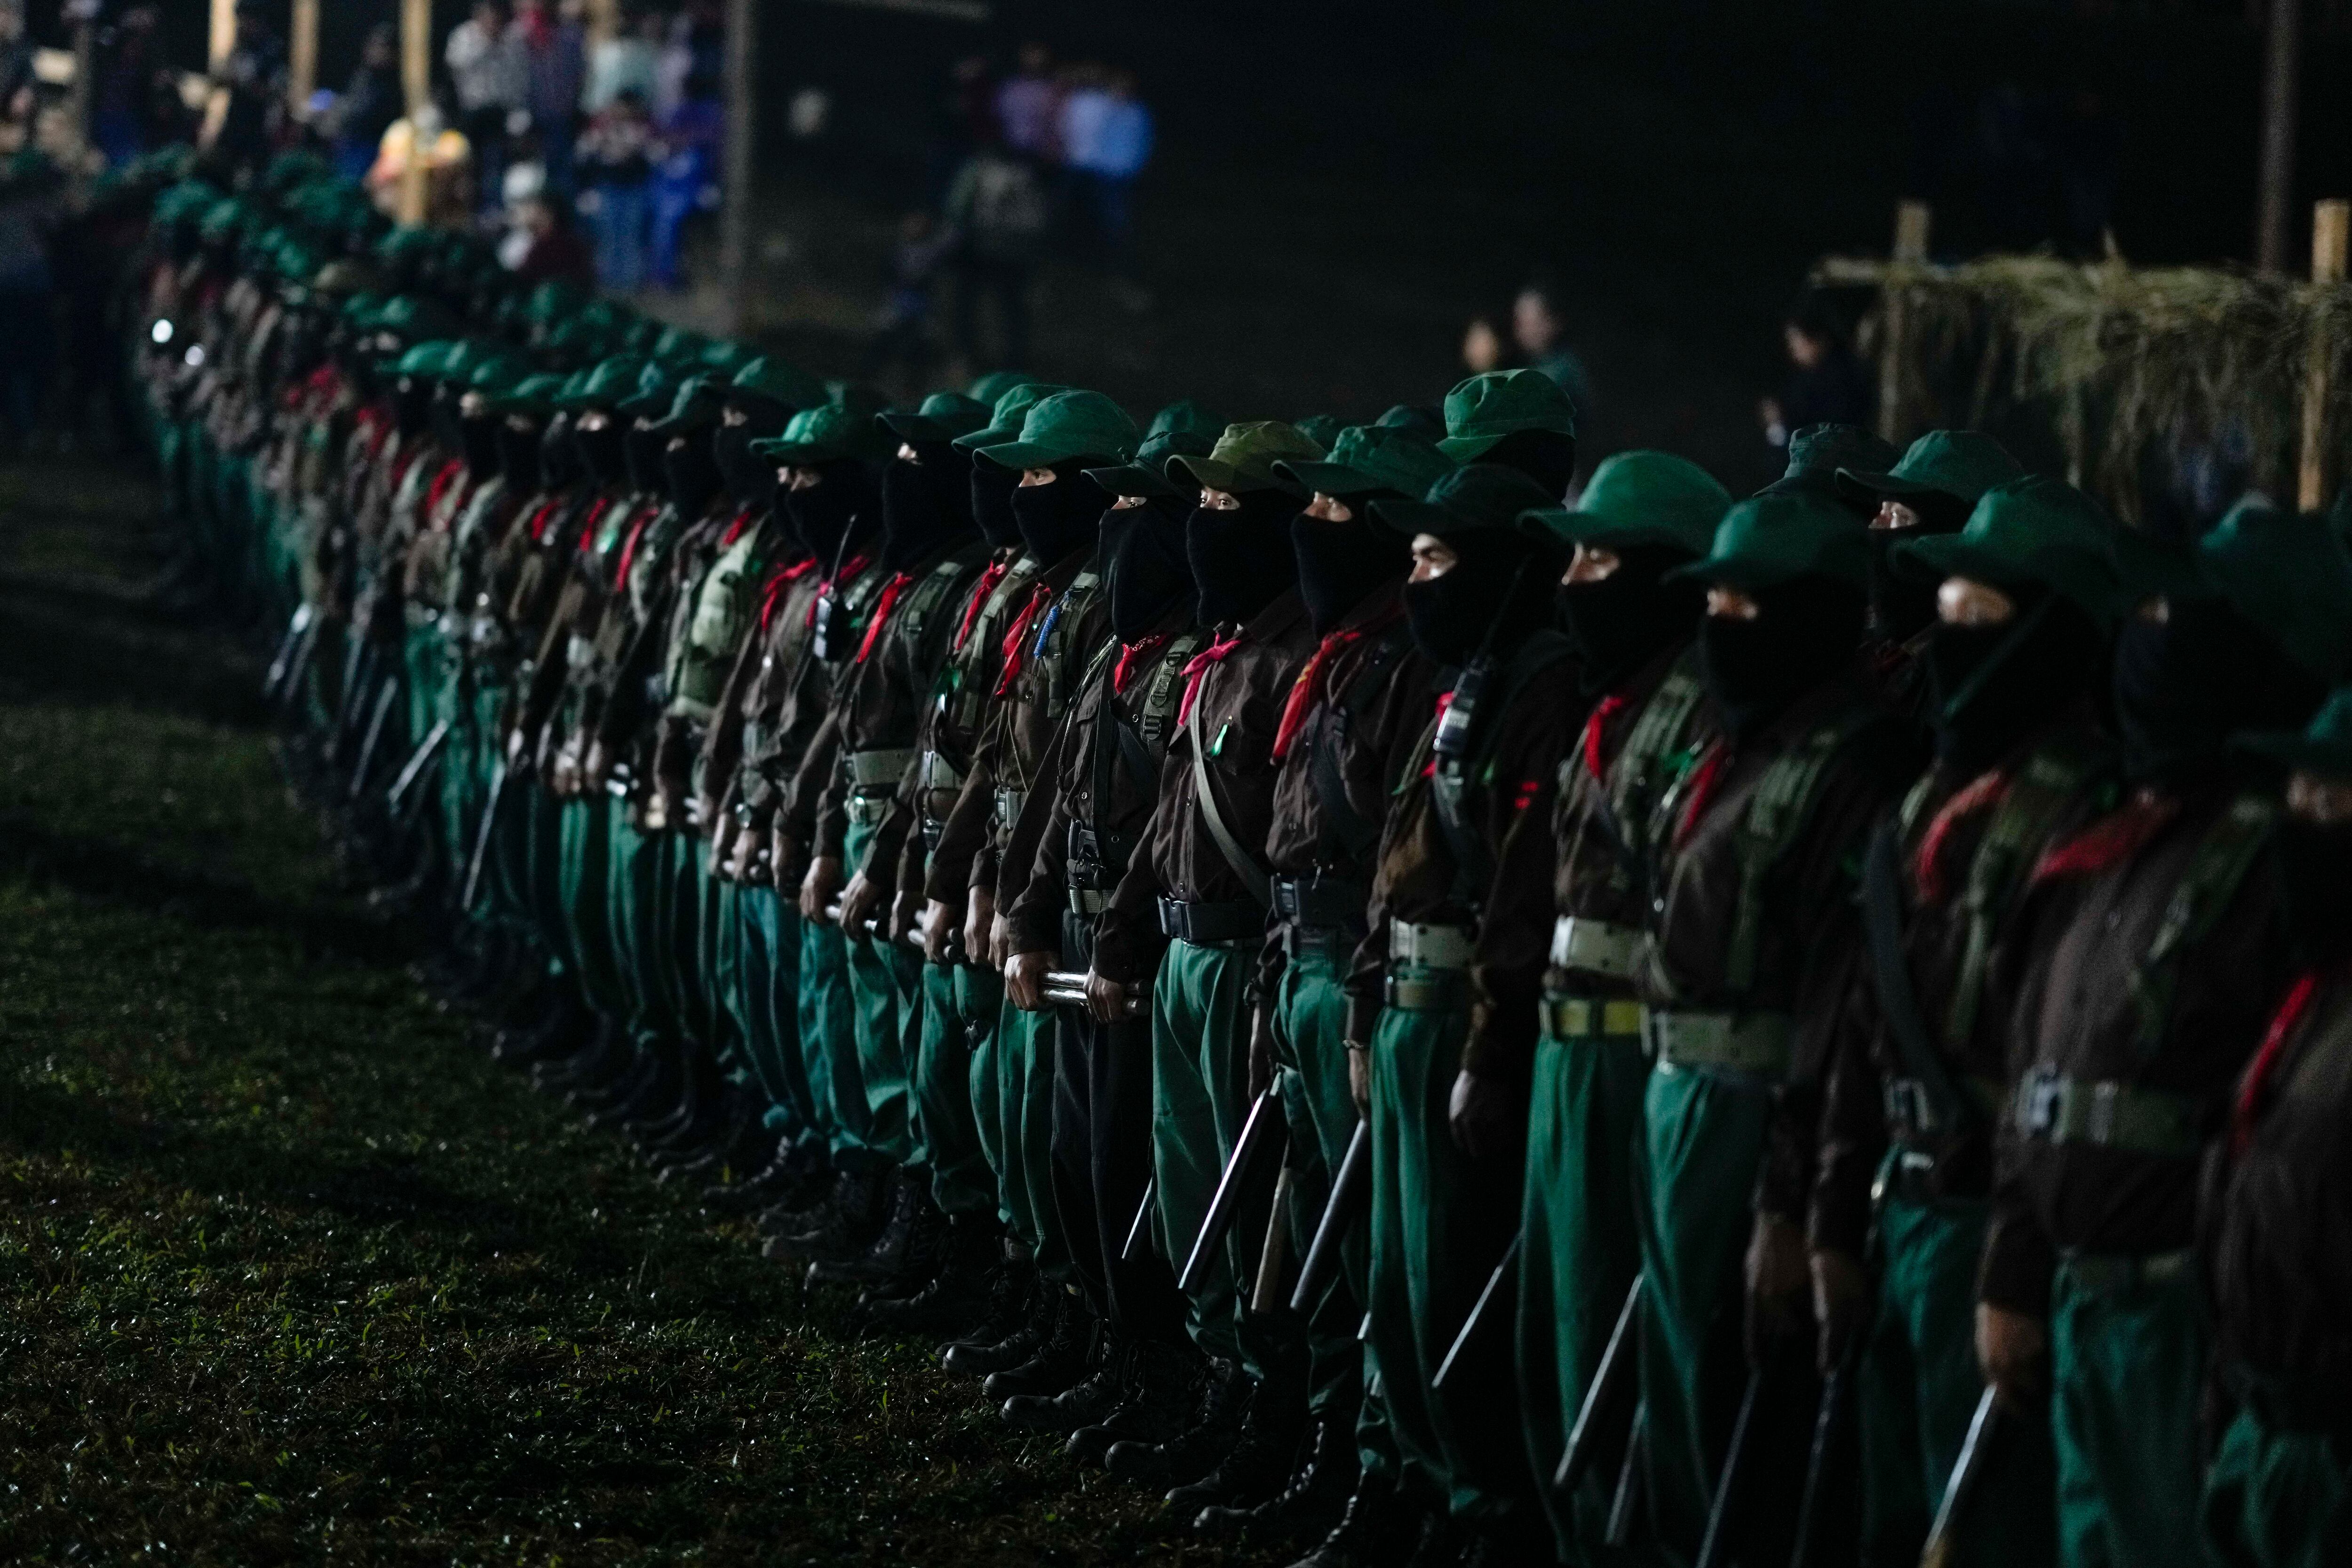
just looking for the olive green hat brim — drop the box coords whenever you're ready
[750,438,857,465]
[1833,467,1954,508]
[1891,533,2129,624]
[1275,459,1390,498]
[1168,454,1303,497]
[974,437,1124,471]
[1518,506,1696,553]
[879,409,985,444]
[1081,462,1178,498]
[951,422,1022,454]
[1435,431,1508,463]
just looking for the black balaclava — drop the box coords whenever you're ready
[459,401,503,480]
[1294,504,1411,636]
[1011,464,1112,566]
[498,417,545,494]
[786,458,878,567]
[663,432,722,517]
[2112,599,2325,784]
[880,440,977,572]
[429,383,466,455]
[1919,586,2106,778]
[539,413,580,491]
[1480,429,1579,504]
[574,415,629,489]
[716,406,789,509]
[1405,530,1559,669]
[1106,497,1195,639]
[1559,543,1705,694]
[622,419,669,496]
[1189,488,1303,627]
[1698,573,1867,740]
[1865,493,1971,644]
[972,459,1024,551]
[393,373,434,439]
[2275,815,2352,964]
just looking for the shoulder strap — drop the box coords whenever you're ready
[1862,814,1974,1134]
[2129,792,2280,1055]
[1432,631,1577,911]
[1307,624,1414,864]
[1188,688,1273,907]
[1724,707,1881,994]
[1602,651,1710,880]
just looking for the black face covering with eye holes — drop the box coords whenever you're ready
[1188,488,1304,628]
[664,434,723,518]
[428,384,466,453]
[1105,497,1196,639]
[1696,573,1867,740]
[1403,529,1557,669]
[1864,493,1971,645]
[1557,543,1705,695]
[1917,585,2107,780]
[573,418,629,489]
[460,410,503,480]
[1010,464,1112,566]
[971,459,1024,551]
[2273,816,2352,964]
[394,374,434,438]
[1478,428,1579,505]
[2112,599,2326,785]
[879,440,978,573]
[784,458,879,567]
[622,419,669,496]
[538,413,580,491]
[1292,504,1411,636]
[714,419,771,508]
[497,418,545,494]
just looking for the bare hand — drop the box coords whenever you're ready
[1976,1303,2048,1414]
[1004,950,1051,1011]
[887,889,919,946]
[919,897,956,963]
[1744,1212,1811,1360]
[1810,1246,1870,1374]
[1247,1005,1278,1101]
[1348,1045,1370,1117]
[800,855,843,923]
[840,868,884,934]
[770,828,797,889]
[1447,1068,1518,1162]
[962,884,995,967]
[583,738,611,793]
[1083,968,1128,1024]
[989,912,1013,970]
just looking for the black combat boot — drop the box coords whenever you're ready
[981,1289,1097,1402]
[1001,1334,1128,1433]
[1103,1357,1253,1489]
[1067,1336,1203,1466]
[864,1217,1009,1337]
[763,1165,887,1262]
[1194,1409,1361,1544]
[857,1193,954,1308]
[1165,1329,1311,1514]
[1287,1474,1424,1568]
[938,1253,1047,1376]
[806,1172,921,1284]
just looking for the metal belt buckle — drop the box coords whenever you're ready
[1884,1077,1936,1142]
[1271,877,1302,922]
[2019,1068,2063,1138]
[2087,1080,2121,1145]
[1550,997,1593,1037]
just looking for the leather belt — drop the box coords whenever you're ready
[2059,1247,2193,1297]
[848,747,917,787]
[1069,888,1109,915]
[917,748,966,793]
[1645,1009,1793,1081]
[1157,895,1260,946]
[1271,874,1366,931]
[846,794,892,827]
[1549,915,1644,980]
[1388,921,1472,970]
[1541,992,1646,1043]
[1883,1074,2002,1144]
[2012,1070,2203,1156]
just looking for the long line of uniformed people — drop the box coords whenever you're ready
[112,145,2352,1568]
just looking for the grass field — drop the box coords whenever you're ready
[0,457,1269,1565]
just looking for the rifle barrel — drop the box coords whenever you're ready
[1290,1118,1370,1315]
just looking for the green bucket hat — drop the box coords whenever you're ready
[1294,413,1345,451]
[524,278,589,325]
[1084,426,1216,500]
[879,391,992,444]
[1169,421,1327,498]
[1760,422,1900,501]
[1376,403,1445,439]
[1522,450,1732,557]
[1145,399,1222,443]
[1891,477,2127,627]
[385,339,456,382]
[650,324,710,364]
[967,369,1032,405]
[556,354,656,413]
[953,382,1070,453]
[1666,490,1872,592]
[1438,369,1579,462]
[2235,686,2352,777]
[699,339,756,377]
[1371,462,1559,539]
[645,376,725,438]
[751,400,894,466]
[1275,423,1455,501]
[2199,495,2352,682]
[463,353,535,400]
[615,361,683,421]
[486,371,572,418]
[730,356,826,414]
[975,390,1141,470]
[1835,429,2025,514]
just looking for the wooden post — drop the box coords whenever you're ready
[1876,200,1932,444]
[2298,197,2349,511]
[288,0,319,119]
[719,0,756,334]
[399,0,432,225]
[2257,0,2303,274]
[207,0,236,74]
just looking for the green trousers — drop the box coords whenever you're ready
[732,886,816,1140]
[1151,938,1273,1373]
[1275,945,1383,1429]
[799,912,871,1165]
[558,796,628,1018]
[1860,1195,2056,1568]
[2202,1403,2347,1568]
[1635,1060,1774,1565]
[2050,1254,2215,1568]
[915,960,996,1218]
[840,815,919,1168]
[1361,971,1534,1525]
[995,997,1065,1275]
[961,965,1010,1223]
[1517,1007,1650,1560]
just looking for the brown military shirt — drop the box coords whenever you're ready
[701,551,827,879]
[1982,781,2293,1313]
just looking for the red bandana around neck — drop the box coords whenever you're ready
[1113,635,1170,698]
[992,583,1056,697]
[1271,612,1399,764]
[853,572,915,664]
[2231,969,2324,1159]
[1178,632,1246,725]
[1914,768,2013,906]
[1581,694,1629,783]
[954,559,1013,654]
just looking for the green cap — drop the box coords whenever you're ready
[556,354,656,412]
[1835,430,2025,513]
[645,376,725,438]
[2200,496,2352,681]
[967,369,1032,405]
[1438,369,1579,462]
[1376,403,1445,439]
[650,323,710,366]
[386,339,455,381]
[524,278,589,326]
[729,356,826,414]
[1891,477,2127,627]
[953,382,1068,453]
[975,390,1141,470]
[463,353,535,399]
[1761,423,1900,500]
[1294,413,1345,451]
[1084,427,1216,500]
[615,360,683,421]
[699,340,756,377]
[2235,686,2352,777]
[1169,421,1327,497]
[879,391,992,444]
[751,401,894,466]
[1275,423,1456,501]
[1522,450,1732,557]
[1667,490,1872,591]
[486,371,572,418]
[1145,399,1222,444]
[1372,462,1559,539]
